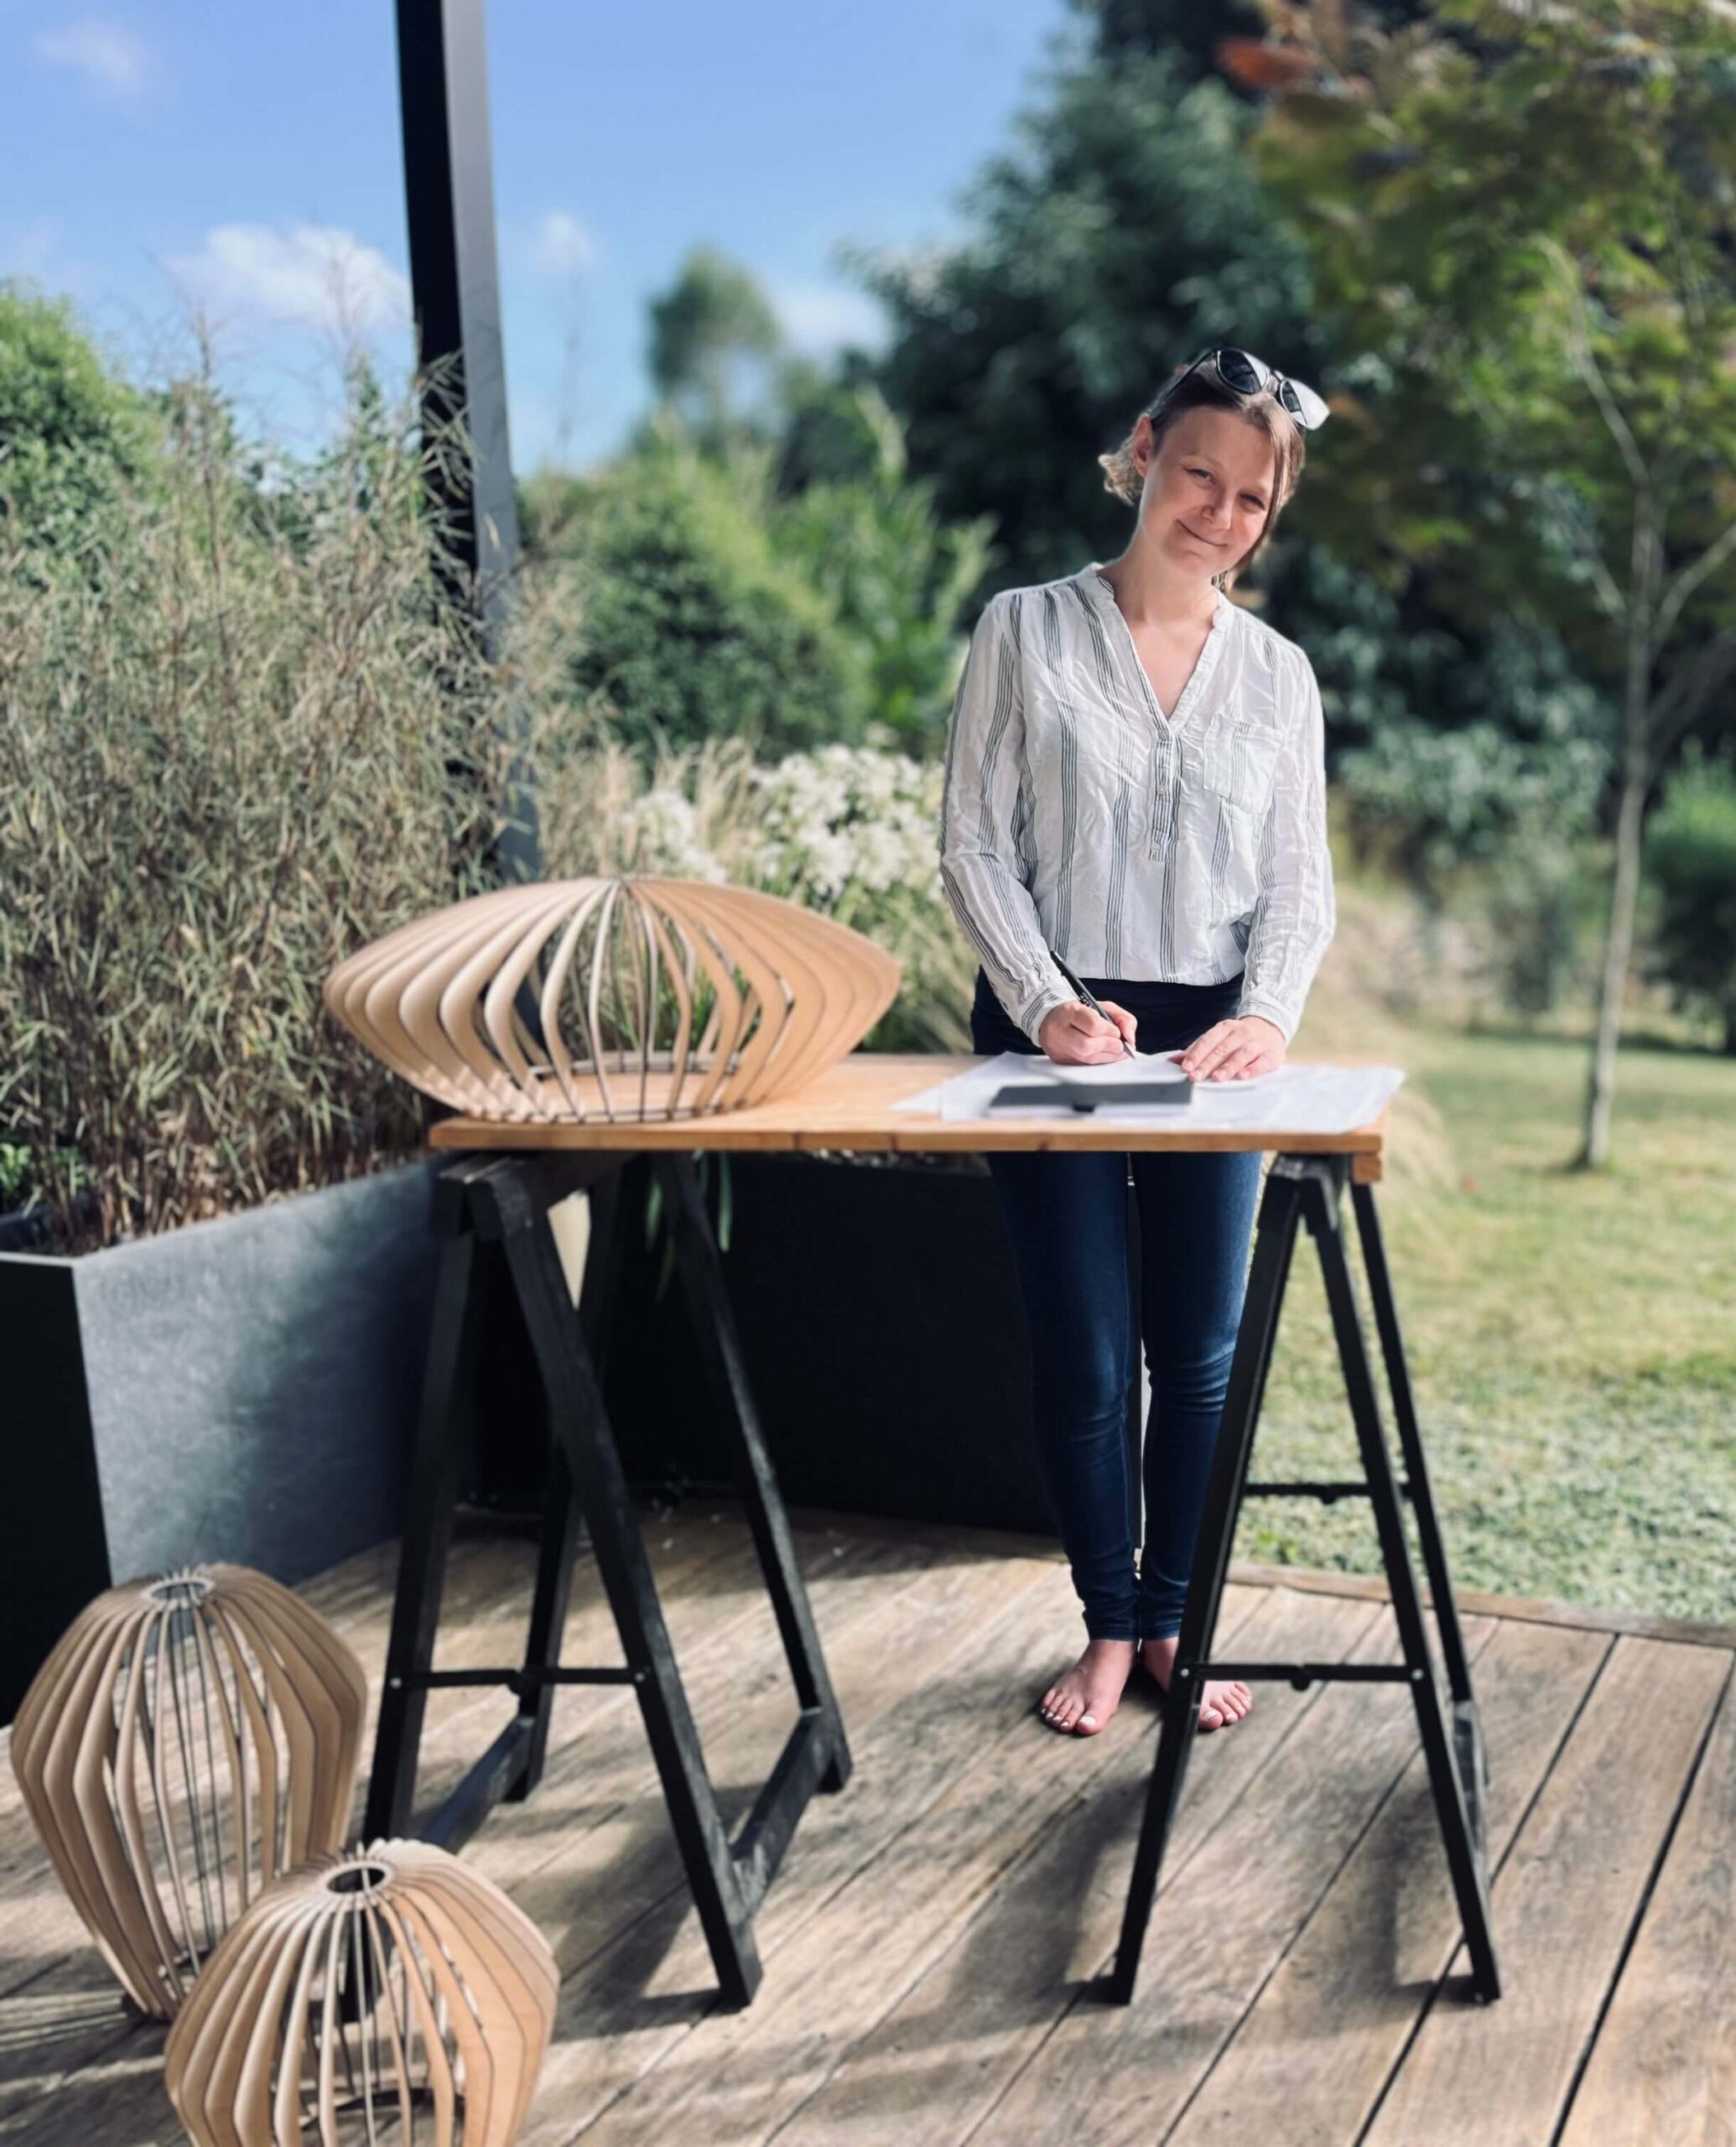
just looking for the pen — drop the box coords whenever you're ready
[1046,945,1136,1059]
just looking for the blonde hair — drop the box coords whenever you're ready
[1098,364,1307,592]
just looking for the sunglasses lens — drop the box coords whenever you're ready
[1216,348,1263,394]
[1284,379,1329,429]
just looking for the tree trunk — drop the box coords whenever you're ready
[1575,756,1650,1170]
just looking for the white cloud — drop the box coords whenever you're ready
[768,280,886,356]
[529,211,593,279]
[34,19,154,104]
[164,223,410,335]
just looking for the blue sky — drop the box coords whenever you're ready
[3,1,1076,469]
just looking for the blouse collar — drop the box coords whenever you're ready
[1076,562,1234,728]
[1077,562,1232,632]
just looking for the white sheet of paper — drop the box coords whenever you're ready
[888,1052,1405,1132]
[1040,1048,1281,1089]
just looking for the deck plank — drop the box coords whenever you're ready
[1167,1614,1610,2146]
[966,1606,1495,2147]
[1555,1657,1736,2147]
[513,1556,1100,2143]
[772,1586,1389,2147]
[554,1588,1317,2147]
[3,1511,1733,2147]
[0,1513,895,2142]
[1361,1634,1730,2146]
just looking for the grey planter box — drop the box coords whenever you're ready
[1,1161,444,1721]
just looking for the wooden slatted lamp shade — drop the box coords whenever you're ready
[321,876,902,1124]
[162,1839,559,2147]
[8,1566,367,2020]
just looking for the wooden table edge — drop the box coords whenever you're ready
[425,1054,1391,1182]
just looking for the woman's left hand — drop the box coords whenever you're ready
[1177,1016,1287,1081]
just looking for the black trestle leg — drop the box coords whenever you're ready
[1351,1180,1491,1822]
[482,1156,766,2007]
[1312,1167,1500,2002]
[1102,1162,1306,2004]
[509,1163,627,1801]
[365,1172,491,1842]
[653,1154,853,1799]
[360,1149,853,2010]
[1104,1154,1500,2009]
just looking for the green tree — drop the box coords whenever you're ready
[1235,0,1736,1166]
[772,351,901,494]
[646,244,784,444]
[0,279,156,554]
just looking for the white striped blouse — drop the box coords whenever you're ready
[938,561,1336,1048]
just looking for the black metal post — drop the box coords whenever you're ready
[394,0,537,884]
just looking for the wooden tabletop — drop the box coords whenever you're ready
[428,1053,1390,1177]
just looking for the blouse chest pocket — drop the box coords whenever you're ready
[1184,710,1282,820]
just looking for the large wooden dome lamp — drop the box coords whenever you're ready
[323,877,902,1125]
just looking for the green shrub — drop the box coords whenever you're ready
[1338,714,1610,1018]
[1645,746,1736,1053]
[766,382,995,755]
[0,358,517,1254]
[525,424,871,764]
[1469,832,1606,1019]
[1337,715,1605,895]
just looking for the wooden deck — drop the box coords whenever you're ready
[3,1501,1733,2145]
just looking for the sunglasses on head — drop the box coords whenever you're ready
[1153,346,1329,431]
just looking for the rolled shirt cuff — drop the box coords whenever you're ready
[1234,992,1299,1045]
[1016,975,1075,1049]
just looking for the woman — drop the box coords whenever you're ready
[938,348,1335,1738]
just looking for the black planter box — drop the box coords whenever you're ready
[606,1152,1142,1538]
[1,1162,445,1721]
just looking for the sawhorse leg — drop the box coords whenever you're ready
[1103,1152,1499,2007]
[364,1149,851,2008]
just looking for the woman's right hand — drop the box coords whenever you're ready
[1037,998,1136,1063]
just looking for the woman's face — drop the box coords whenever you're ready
[1134,406,1276,583]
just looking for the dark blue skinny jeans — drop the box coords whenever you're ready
[970,966,1265,1643]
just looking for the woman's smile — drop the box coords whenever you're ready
[1177,518,1225,548]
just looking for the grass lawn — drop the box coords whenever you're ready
[1244,974,1736,1625]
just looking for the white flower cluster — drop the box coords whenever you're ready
[611,741,946,912]
[614,787,730,883]
[746,742,944,907]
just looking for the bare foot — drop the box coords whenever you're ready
[1037,1637,1136,1736]
[1138,1635,1252,1732]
